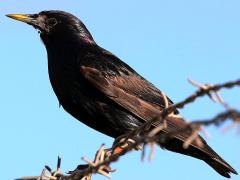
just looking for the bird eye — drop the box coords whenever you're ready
[46,18,57,27]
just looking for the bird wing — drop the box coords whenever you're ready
[79,64,204,148]
[79,64,237,177]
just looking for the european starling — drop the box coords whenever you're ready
[6,11,237,178]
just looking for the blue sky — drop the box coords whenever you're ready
[0,1,239,180]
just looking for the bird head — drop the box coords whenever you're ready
[6,10,95,45]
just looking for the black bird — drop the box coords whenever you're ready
[6,11,237,178]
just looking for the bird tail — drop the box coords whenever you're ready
[203,148,238,178]
[160,135,238,178]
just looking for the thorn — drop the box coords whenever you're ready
[183,130,203,149]
[200,127,211,139]
[141,144,146,162]
[40,169,47,180]
[45,165,52,173]
[222,122,238,134]
[82,157,95,166]
[57,156,62,170]
[188,78,227,106]
[148,143,156,162]
[98,169,111,179]
[215,91,225,105]
[160,91,169,108]
[148,121,166,137]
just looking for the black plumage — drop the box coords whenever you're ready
[6,11,237,178]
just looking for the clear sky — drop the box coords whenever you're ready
[0,1,239,180]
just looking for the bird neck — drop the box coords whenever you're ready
[43,33,100,73]
[42,32,97,55]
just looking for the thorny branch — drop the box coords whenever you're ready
[17,78,240,180]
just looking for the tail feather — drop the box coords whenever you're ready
[160,137,238,178]
[202,140,238,178]
[205,158,238,178]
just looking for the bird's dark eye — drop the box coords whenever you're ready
[46,18,57,27]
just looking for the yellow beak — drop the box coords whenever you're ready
[6,14,30,23]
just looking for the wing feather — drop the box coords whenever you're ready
[80,66,211,151]
[77,50,237,176]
